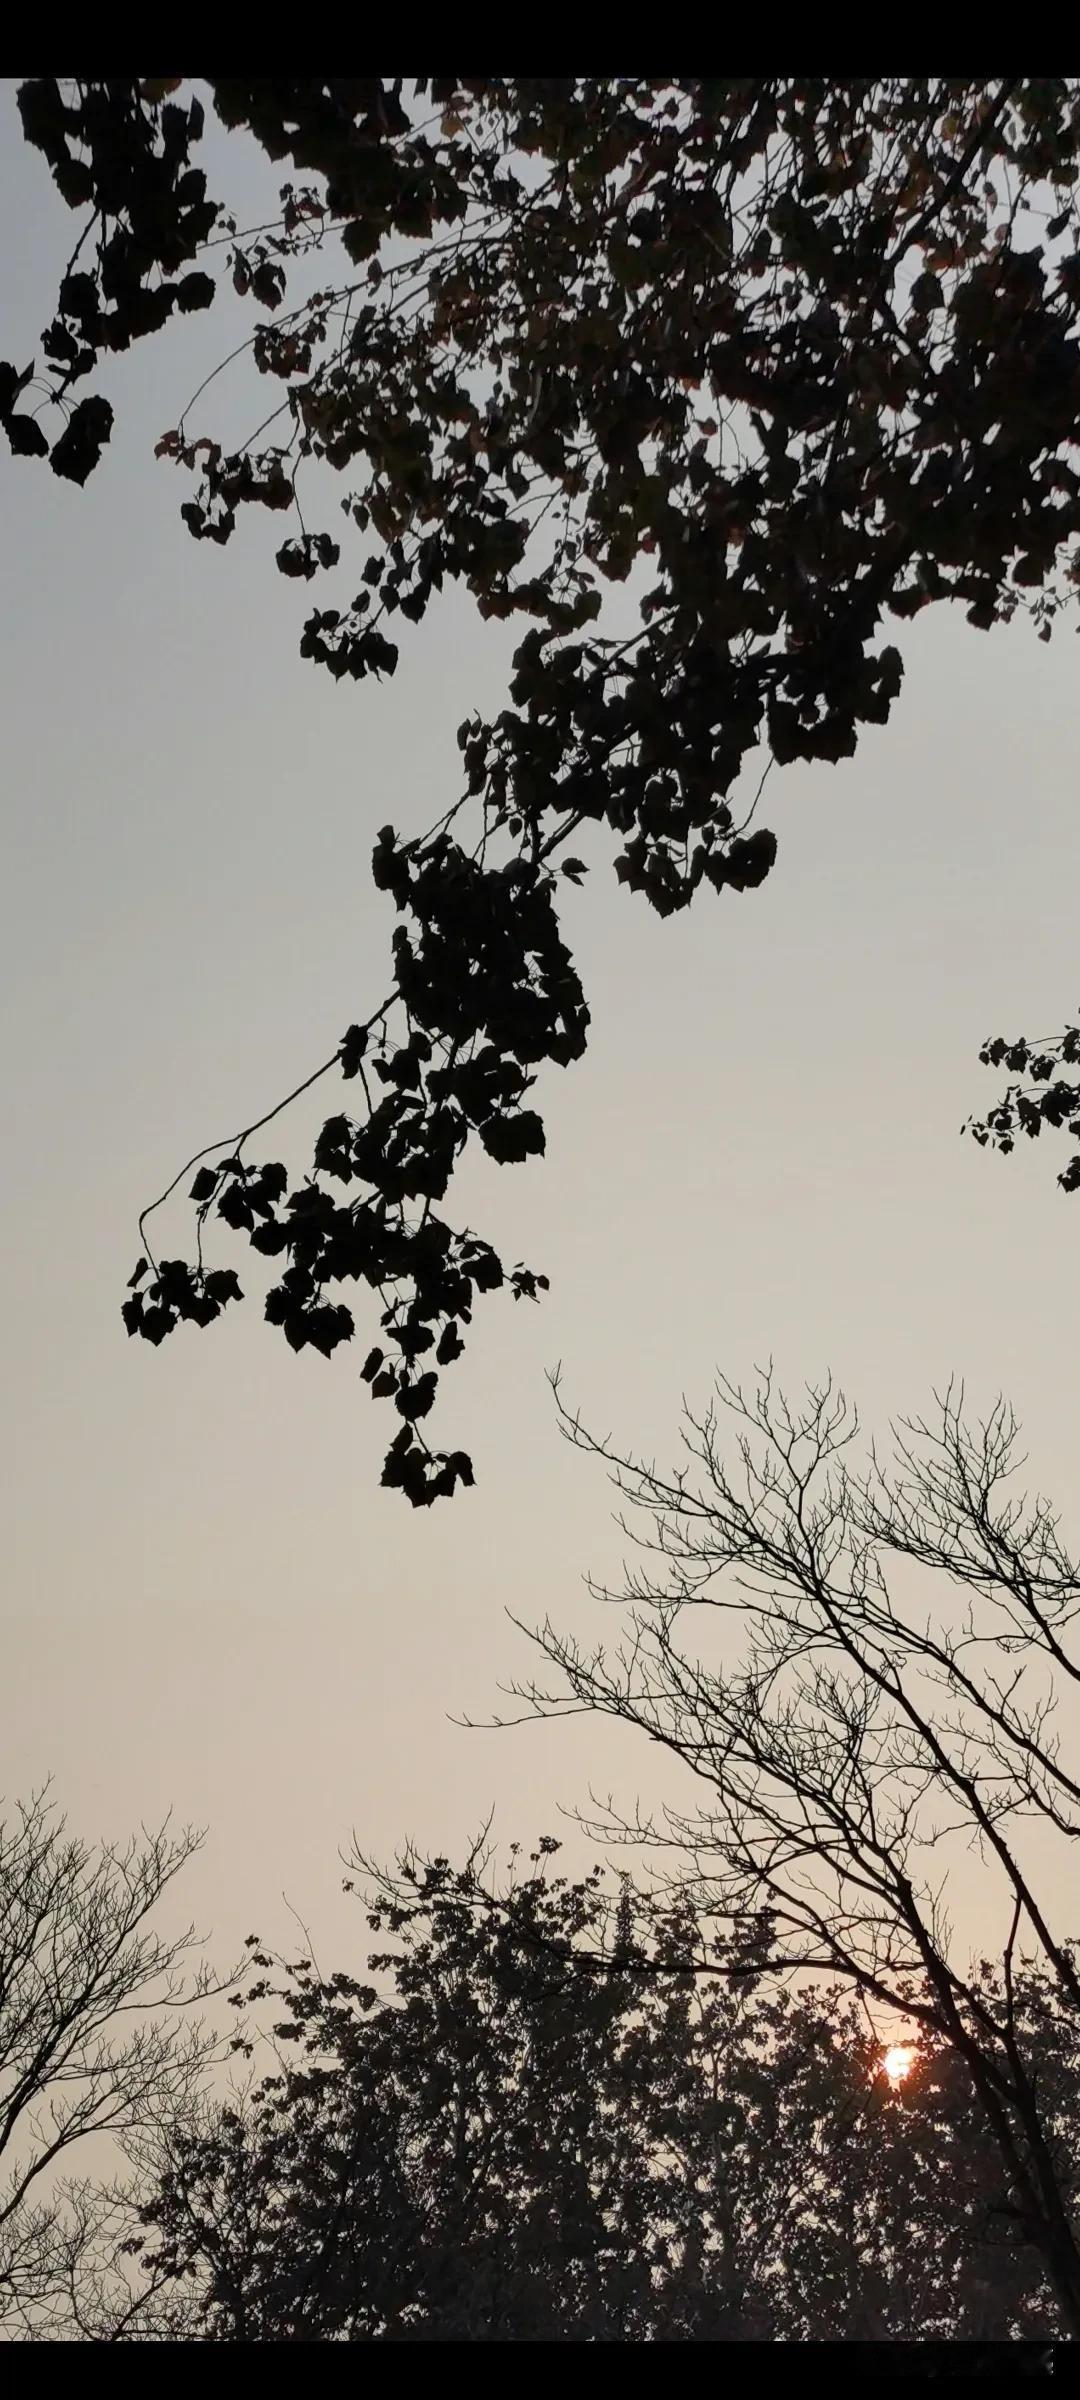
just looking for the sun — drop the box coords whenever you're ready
[882,2043,915,2088]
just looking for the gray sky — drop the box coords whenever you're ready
[3,87,1079,1979]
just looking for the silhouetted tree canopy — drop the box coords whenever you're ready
[1,1804,1073,2347]
[968,1013,1080,1197]
[10,77,1080,1499]
[125,1841,1075,2342]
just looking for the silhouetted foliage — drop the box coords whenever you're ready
[122,1841,1075,2342]
[968,1015,1080,1196]
[11,79,1080,1496]
[514,1372,1080,2334]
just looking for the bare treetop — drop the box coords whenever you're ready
[507,1370,1080,2330]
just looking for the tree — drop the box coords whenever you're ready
[123,1836,1072,2343]
[507,1372,1080,2333]
[133,1841,664,2341]
[0,1784,226,2339]
[8,77,1080,1499]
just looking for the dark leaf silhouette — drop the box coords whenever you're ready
[478,1110,546,1165]
[5,412,49,459]
[49,394,114,484]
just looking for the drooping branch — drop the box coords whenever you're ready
[968,1018,1080,1203]
[11,78,1080,1495]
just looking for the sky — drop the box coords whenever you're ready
[3,85,1080,1990]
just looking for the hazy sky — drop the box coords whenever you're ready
[3,87,1079,1982]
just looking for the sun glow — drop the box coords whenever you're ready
[882,2043,915,2088]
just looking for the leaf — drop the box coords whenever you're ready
[190,1166,219,1202]
[251,259,286,311]
[277,531,341,580]
[340,1024,369,1078]
[479,1110,546,1165]
[5,413,49,460]
[396,1371,437,1422]
[138,1305,174,1346]
[176,271,215,314]
[249,1218,287,1255]
[313,1114,353,1177]
[50,395,113,485]
[305,1302,355,1358]
[217,1183,254,1231]
[0,358,34,415]
[204,1268,243,1305]
[724,828,778,891]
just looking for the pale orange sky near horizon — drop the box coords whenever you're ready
[3,84,1080,1991]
